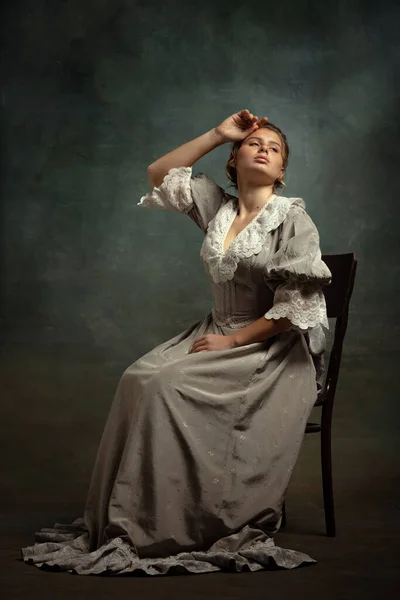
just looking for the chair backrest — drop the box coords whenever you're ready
[317,253,358,411]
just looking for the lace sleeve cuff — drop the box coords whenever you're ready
[264,281,329,331]
[137,166,194,213]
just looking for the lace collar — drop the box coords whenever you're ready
[200,193,306,284]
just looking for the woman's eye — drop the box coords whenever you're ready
[249,142,278,152]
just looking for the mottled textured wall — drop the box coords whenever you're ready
[1,0,399,503]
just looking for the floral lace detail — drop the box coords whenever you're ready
[264,281,329,331]
[200,195,306,284]
[137,166,193,213]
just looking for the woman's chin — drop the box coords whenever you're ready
[241,167,275,184]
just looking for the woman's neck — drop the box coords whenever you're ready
[236,184,276,219]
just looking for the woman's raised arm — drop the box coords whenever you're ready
[147,129,224,188]
[147,109,268,188]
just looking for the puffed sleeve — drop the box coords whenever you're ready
[137,165,226,233]
[263,205,332,332]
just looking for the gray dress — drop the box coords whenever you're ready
[21,166,332,575]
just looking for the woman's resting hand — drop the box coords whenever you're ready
[188,334,236,353]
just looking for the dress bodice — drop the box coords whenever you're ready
[138,166,331,335]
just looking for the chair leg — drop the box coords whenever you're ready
[321,421,336,536]
[281,499,287,528]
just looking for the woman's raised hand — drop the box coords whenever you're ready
[214,109,268,143]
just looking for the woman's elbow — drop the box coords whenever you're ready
[146,166,163,188]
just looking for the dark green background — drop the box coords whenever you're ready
[1,0,399,511]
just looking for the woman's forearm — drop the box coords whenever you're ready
[231,315,292,347]
[147,128,225,187]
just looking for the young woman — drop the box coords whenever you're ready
[22,109,331,575]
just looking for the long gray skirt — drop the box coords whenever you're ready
[21,312,318,575]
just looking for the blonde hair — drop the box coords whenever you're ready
[225,122,289,192]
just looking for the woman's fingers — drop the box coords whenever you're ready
[189,336,203,353]
[252,117,269,129]
[189,344,206,353]
[240,109,253,122]
[239,110,268,127]
[190,335,212,352]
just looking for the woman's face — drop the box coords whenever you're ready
[234,129,285,187]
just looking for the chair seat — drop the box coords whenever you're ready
[305,422,321,433]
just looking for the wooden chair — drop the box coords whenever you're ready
[281,253,358,537]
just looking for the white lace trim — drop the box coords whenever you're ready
[200,195,306,284]
[264,282,329,331]
[137,166,193,213]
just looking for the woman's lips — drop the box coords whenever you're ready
[255,157,269,163]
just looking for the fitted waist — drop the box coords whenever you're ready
[211,281,274,328]
[211,307,260,330]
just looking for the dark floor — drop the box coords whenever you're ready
[2,433,399,600]
[1,346,400,599]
